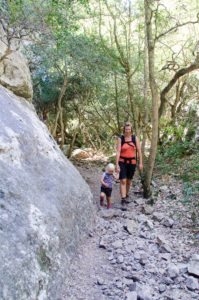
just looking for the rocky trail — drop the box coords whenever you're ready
[63,161,199,300]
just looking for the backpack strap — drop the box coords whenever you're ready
[132,134,137,161]
[120,135,125,146]
[120,134,136,148]
[132,134,136,147]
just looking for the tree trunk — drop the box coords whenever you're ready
[68,126,79,158]
[141,27,148,156]
[59,107,65,149]
[143,0,159,198]
[114,73,121,134]
[126,73,138,133]
[92,127,102,150]
[52,72,67,141]
[80,127,88,147]
[85,127,98,152]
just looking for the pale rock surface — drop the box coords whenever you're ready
[188,254,199,277]
[125,291,137,300]
[0,25,33,100]
[0,85,94,300]
[186,276,199,291]
[71,148,91,159]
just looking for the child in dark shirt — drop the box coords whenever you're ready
[100,163,118,209]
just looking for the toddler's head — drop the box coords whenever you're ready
[106,163,115,174]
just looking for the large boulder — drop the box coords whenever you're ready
[0,25,33,100]
[0,85,95,300]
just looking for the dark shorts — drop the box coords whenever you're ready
[100,187,112,197]
[119,161,136,180]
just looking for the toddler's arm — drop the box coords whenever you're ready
[100,173,109,187]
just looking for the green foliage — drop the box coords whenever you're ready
[37,246,51,272]
[183,182,197,199]
[166,141,195,158]
[156,144,199,225]
[182,181,199,223]
[161,123,185,141]
[157,142,198,172]
[1,0,198,154]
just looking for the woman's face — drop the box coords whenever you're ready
[124,125,132,135]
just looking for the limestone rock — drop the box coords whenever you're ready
[142,205,154,215]
[167,264,179,279]
[162,217,174,227]
[186,276,199,291]
[137,284,153,300]
[0,85,94,300]
[0,26,33,100]
[124,220,138,234]
[152,212,165,222]
[157,235,172,253]
[112,239,123,249]
[125,291,137,300]
[71,148,91,159]
[188,254,199,277]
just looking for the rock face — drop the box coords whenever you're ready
[0,26,33,100]
[0,85,95,300]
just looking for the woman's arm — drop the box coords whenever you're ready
[116,137,121,173]
[113,172,119,180]
[136,136,143,171]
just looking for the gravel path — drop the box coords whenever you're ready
[63,161,199,300]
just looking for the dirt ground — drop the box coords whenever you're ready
[63,160,142,300]
[62,159,199,300]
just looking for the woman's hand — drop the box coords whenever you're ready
[116,164,120,173]
[114,172,119,180]
[139,163,143,171]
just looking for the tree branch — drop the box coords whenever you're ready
[156,20,199,41]
[159,52,199,118]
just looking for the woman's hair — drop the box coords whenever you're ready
[106,163,115,172]
[123,121,133,134]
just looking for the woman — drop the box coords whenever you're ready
[116,122,143,204]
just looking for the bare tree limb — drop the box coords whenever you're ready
[159,52,199,118]
[156,19,199,41]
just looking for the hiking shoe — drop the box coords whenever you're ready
[107,205,111,209]
[121,197,126,205]
[100,199,104,206]
[125,197,131,204]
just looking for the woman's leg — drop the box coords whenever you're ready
[125,164,135,198]
[126,179,132,196]
[120,178,127,198]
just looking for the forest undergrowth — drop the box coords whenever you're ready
[155,144,199,236]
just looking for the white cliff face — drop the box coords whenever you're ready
[0,85,95,300]
[0,25,33,101]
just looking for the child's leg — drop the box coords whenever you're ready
[106,196,111,208]
[100,192,105,206]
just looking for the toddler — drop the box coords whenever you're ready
[100,163,118,209]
